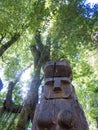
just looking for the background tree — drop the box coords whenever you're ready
[0,0,98,130]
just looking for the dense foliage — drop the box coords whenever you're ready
[0,0,98,130]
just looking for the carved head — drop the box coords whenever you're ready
[43,60,74,99]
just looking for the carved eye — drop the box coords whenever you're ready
[61,80,69,88]
[61,80,69,85]
[45,81,54,86]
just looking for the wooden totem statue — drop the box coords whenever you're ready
[32,60,89,130]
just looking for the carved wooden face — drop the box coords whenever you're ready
[43,61,73,99]
[43,77,73,99]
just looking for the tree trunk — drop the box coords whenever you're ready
[3,81,22,113]
[0,64,34,130]
[16,67,41,130]
[16,32,50,130]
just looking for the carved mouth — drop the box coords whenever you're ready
[44,96,73,100]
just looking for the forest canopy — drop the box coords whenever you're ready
[0,0,98,130]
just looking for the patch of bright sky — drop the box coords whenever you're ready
[0,68,8,92]
[86,0,98,7]
[0,65,32,99]
[0,69,3,77]
[20,68,31,82]
[20,68,32,99]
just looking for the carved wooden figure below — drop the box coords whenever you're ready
[32,60,89,130]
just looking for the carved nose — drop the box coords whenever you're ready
[53,79,62,92]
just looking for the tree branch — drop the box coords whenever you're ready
[35,30,44,52]
[0,33,20,56]
[2,63,33,114]
[3,81,22,113]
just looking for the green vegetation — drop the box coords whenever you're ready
[0,0,98,129]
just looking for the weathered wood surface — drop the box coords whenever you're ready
[32,60,89,130]
[32,99,88,130]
